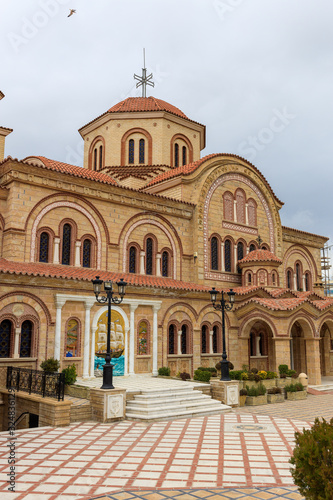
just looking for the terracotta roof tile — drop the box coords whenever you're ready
[239,249,282,265]
[103,164,170,181]
[107,97,189,120]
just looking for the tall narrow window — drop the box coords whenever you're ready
[296,263,301,290]
[248,199,257,226]
[213,325,218,353]
[62,223,71,265]
[174,143,179,167]
[82,239,91,268]
[93,148,97,170]
[39,232,49,263]
[287,270,292,289]
[146,238,153,275]
[237,241,244,274]
[0,319,11,358]
[201,325,207,354]
[129,246,137,273]
[236,189,245,224]
[129,139,134,164]
[211,237,218,270]
[223,192,234,221]
[224,239,232,272]
[99,145,103,170]
[249,243,256,252]
[20,320,32,358]
[138,321,148,355]
[65,319,79,357]
[182,146,187,166]
[272,271,276,286]
[139,139,145,164]
[247,272,252,285]
[162,251,169,277]
[181,324,187,354]
[305,272,310,291]
[168,324,175,354]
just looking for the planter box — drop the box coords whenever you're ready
[239,395,247,407]
[245,394,267,406]
[244,379,276,390]
[267,393,284,404]
[276,377,292,388]
[286,390,307,401]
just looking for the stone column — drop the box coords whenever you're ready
[90,325,96,377]
[302,274,306,291]
[54,297,66,361]
[256,335,261,356]
[139,251,145,275]
[124,327,129,376]
[221,242,224,271]
[305,338,321,385]
[234,246,238,273]
[83,299,95,378]
[177,330,182,355]
[152,304,161,376]
[233,200,237,222]
[274,338,291,372]
[74,241,82,267]
[13,327,21,358]
[293,273,297,291]
[53,237,60,264]
[129,304,138,375]
[245,203,249,225]
[209,330,214,354]
[156,253,162,277]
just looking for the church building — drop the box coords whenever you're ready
[0,81,333,385]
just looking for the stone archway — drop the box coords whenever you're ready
[240,318,276,372]
[319,321,333,376]
[290,321,307,375]
[289,317,319,384]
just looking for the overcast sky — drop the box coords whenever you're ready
[1,0,333,258]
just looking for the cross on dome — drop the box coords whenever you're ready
[134,49,154,98]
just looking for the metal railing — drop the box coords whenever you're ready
[6,366,65,401]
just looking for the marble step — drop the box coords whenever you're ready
[126,404,231,422]
[132,391,210,405]
[308,384,333,391]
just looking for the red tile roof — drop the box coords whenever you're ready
[103,164,170,181]
[239,249,282,265]
[107,97,189,120]
[235,296,332,312]
[20,156,119,185]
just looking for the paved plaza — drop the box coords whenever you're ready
[1,376,332,500]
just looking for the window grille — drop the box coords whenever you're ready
[168,324,175,354]
[129,139,134,164]
[99,145,103,170]
[211,237,218,270]
[39,232,49,263]
[146,238,153,275]
[139,139,145,164]
[93,148,97,170]
[224,239,232,272]
[129,246,136,273]
[296,263,301,290]
[162,251,169,277]
[181,324,187,354]
[201,325,207,353]
[182,146,187,166]
[82,239,91,268]
[174,143,179,167]
[237,242,244,274]
[213,325,218,353]
[62,223,71,265]
[287,270,292,289]
[20,320,32,358]
[0,319,11,358]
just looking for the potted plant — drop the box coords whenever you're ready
[245,383,267,405]
[239,388,247,406]
[267,386,284,404]
[285,382,307,400]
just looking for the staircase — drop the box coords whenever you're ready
[126,386,231,422]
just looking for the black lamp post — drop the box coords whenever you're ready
[209,287,236,381]
[92,276,127,389]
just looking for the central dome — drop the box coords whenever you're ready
[107,96,189,120]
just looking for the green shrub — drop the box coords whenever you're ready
[285,382,303,393]
[266,371,278,379]
[246,385,259,397]
[158,366,171,376]
[62,364,77,385]
[290,417,333,500]
[267,386,282,395]
[257,383,266,395]
[240,371,249,380]
[198,366,217,374]
[180,372,191,381]
[278,364,289,374]
[194,369,211,382]
[229,370,243,380]
[250,367,258,374]
[40,357,60,372]
[287,369,297,378]
[296,382,304,392]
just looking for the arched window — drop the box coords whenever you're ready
[93,148,97,171]
[261,245,268,250]
[249,243,256,252]
[139,139,145,164]
[168,324,175,354]
[201,325,207,354]
[174,143,179,167]
[247,272,252,286]
[62,223,72,265]
[129,139,134,164]
[305,272,311,291]
[181,324,187,354]
[248,199,257,226]
[296,263,301,291]
[287,269,292,289]
[146,238,153,275]
[129,246,137,274]
[213,325,218,353]
[138,320,149,355]
[236,189,245,224]
[182,146,187,166]
[39,232,49,263]
[65,318,79,357]
[99,145,103,170]
[82,239,91,268]
[223,192,234,221]
[211,236,218,270]
[20,320,32,358]
[237,242,244,274]
[250,332,255,356]
[162,251,169,277]
[224,239,232,272]
[272,271,277,286]
[0,319,12,358]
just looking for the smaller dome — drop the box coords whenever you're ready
[107,96,189,120]
[238,249,282,267]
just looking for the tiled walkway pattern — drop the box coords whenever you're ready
[0,413,311,500]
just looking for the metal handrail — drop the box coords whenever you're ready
[6,366,65,401]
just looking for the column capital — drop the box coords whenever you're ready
[84,298,95,310]
[55,297,66,309]
[152,304,161,313]
[129,303,138,313]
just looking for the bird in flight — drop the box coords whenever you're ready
[68,9,76,17]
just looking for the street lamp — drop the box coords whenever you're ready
[92,276,127,389]
[209,287,236,381]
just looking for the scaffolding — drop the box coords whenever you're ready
[321,244,333,296]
